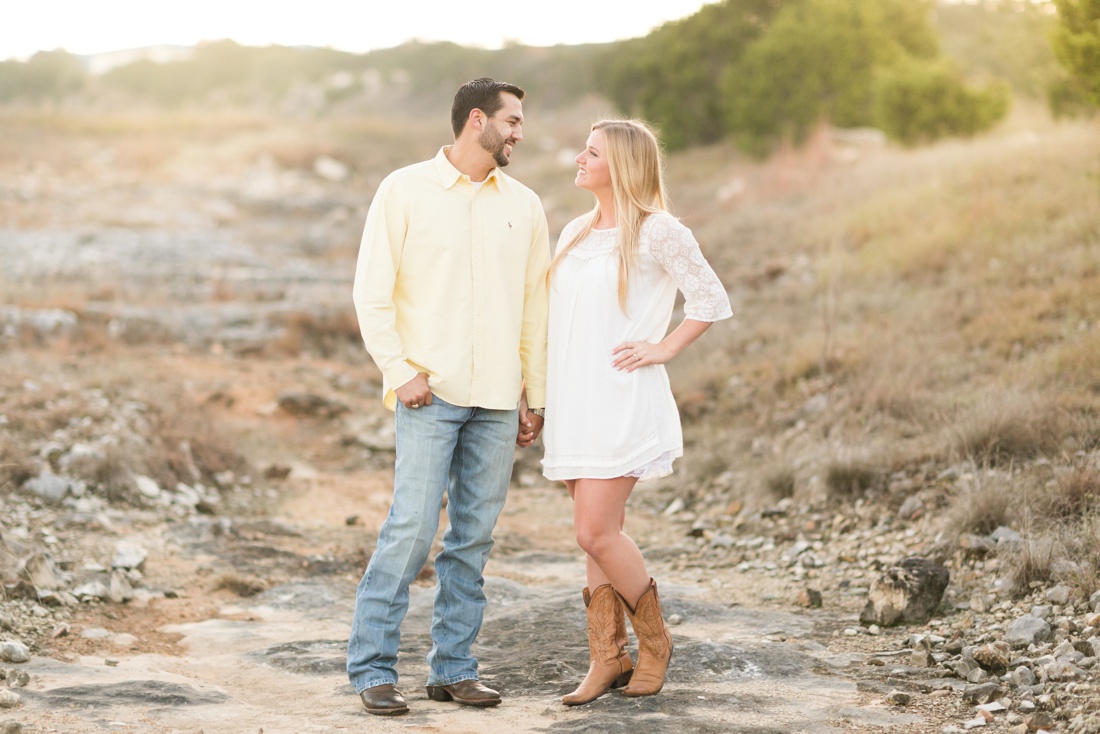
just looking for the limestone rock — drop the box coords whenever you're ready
[860,556,949,626]
[111,542,148,571]
[6,669,29,687]
[21,474,70,504]
[797,587,822,608]
[1005,615,1052,649]
[973,643,1010,674]
[19,553,59,591]
[0,641,29,663]
[962,682,1002,704]
[1011,665,1037,688]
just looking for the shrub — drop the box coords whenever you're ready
[1051,0,1100,107]
[949,393,1069,466]
[1037,468,1100,524]
[825,460,881,499]
[1056,513,1100,599]
[942,476,1016,538]
[1004,535,1057,595]
[873,58,1010,146]
[212,572,269,597]
[765,464,796,501]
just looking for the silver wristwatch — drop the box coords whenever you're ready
[529,407,545,418]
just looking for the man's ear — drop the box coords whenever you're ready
[468,108,484,131]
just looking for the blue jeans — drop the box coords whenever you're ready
[347,396,517,692]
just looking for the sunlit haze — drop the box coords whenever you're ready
[3,1,720,61]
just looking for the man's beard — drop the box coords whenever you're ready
[480,125,511,168]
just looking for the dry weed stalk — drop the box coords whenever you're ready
[942,463,1017,538]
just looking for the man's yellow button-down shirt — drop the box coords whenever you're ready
[353,147,550,412]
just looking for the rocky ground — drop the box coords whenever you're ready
[3,378,1099,734]
[2,109,1099,733]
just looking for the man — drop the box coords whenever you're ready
[347,78,549,716]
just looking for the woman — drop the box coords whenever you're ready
[541,119,732,704]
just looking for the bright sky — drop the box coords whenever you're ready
[3,1,720,61]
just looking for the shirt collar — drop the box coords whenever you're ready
[435,146,505,190]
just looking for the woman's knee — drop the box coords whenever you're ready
[574,523,616,558]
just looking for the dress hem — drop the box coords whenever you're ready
[542,448,683,483]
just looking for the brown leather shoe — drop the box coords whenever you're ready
[425,679,502,706]
[359,683,409,715]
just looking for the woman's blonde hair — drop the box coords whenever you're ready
[549,119,669,312]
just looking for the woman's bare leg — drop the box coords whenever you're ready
[569,476,650,607]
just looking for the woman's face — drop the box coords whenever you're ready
[575,129,611,194]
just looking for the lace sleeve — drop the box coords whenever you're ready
[644,214,733,322]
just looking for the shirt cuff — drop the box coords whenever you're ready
[524,386,545,410]
[384,362,421,393]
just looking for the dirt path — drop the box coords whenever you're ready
[9,458,931,734]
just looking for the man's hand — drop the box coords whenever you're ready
[516,405,545,448]
[395,372,432,410]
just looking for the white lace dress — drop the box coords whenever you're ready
[541,212,733,482]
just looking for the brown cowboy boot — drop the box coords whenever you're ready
[562,584,634,705]
[617,578,672,697]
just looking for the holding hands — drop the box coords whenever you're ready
[516,389,544,447]
[516,407,544,448]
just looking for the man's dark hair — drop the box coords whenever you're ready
[451,78,525,137]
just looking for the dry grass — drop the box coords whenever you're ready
[942,471,1018,538]
[0,436,37,495]
[825,460,883,500]
[974,461,1100,597]
[653,111,1098,543]
[1035,468,1100,524]
[1002,512,1100,599]
[271,308,362,358]
[212,572,269,597]
[763,463,797,501]
[1048,330,1100,403]
[1004,534,1057,595]
[1054,514,1100,600]
[945,390,1072,465]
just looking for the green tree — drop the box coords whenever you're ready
[598,0,785,150]
[0,50,86,102]
[722,0,939,154]
[1051,0,1100,106]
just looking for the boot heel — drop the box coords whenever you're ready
[425,686,453,702]
[610,669,633,689]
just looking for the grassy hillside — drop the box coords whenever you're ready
[646,105,1099,594]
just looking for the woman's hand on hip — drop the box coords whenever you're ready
[611,340,673,372]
